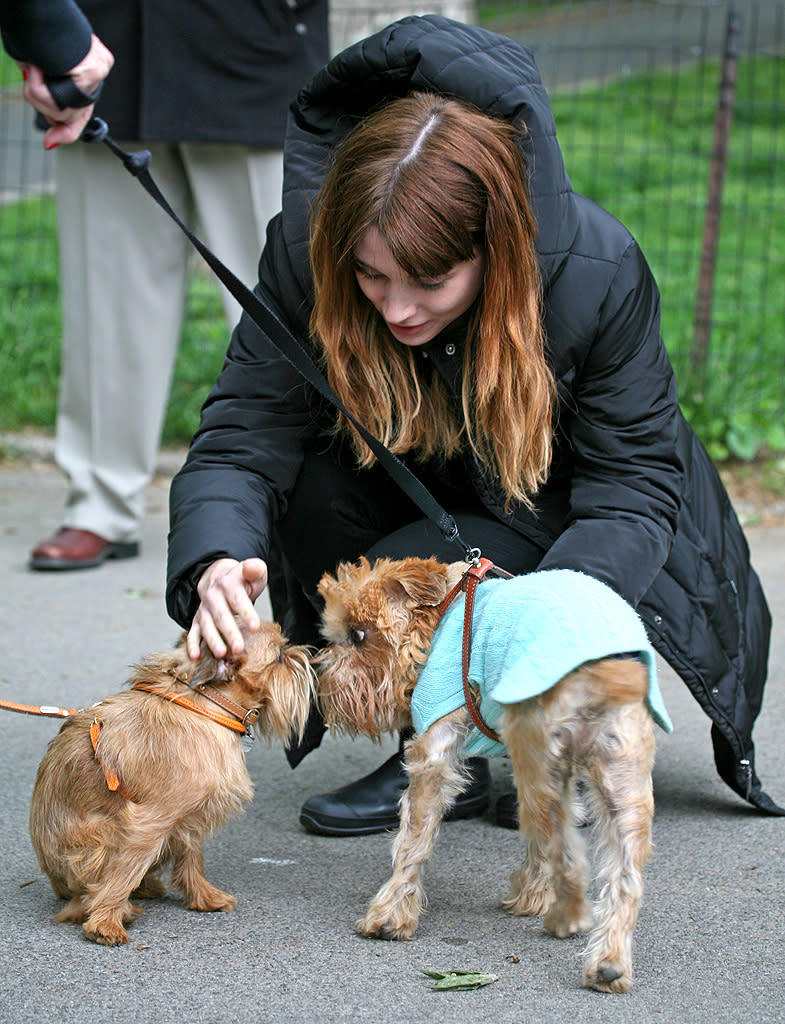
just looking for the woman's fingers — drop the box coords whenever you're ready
[189,558,269,659]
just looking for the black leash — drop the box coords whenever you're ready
[81,118,480,564]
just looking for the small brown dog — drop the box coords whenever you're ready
[29,621,315,946]
[315,556,671,993]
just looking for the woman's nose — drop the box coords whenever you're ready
[381,284,417,323]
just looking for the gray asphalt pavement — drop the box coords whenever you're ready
[1,452,784,1024]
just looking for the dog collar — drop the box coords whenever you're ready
[132,681,258,733]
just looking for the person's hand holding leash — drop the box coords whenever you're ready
[19,33,113,148]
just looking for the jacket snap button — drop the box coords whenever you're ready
[654,614,662,624]
[445,343,456,356]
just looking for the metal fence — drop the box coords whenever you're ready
[1,1,783,460]
[463,0,785,460]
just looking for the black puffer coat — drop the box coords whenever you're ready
[167,16,781,814]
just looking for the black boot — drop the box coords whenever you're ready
[495,790,519,830]
[495,783,592,831]
[299,734,491,837]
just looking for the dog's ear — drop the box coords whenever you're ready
[318,556,449,608]
[391,558,451,607]
[188,650,235,688]
[318,556,371,599]
[317,572,337,601]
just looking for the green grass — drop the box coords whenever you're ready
[0,196,228,445]
[0,197,61,428]
[0,54,783,459]
[550,54,785,459]
[162,272,228,443]
[0,48,21,83]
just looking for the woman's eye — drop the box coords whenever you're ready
[349,628,366,646]
[355,266,381,282]
[418,278,445,291]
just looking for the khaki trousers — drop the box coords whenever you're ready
[53,140,283,543]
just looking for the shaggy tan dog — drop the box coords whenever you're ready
[30,622,315,946]
[315,556,660,993]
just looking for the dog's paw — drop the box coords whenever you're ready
[122,900,144,923]
[583,959,632,994]
[355,879,423,940]
[502,881,554,918]
[83,918,131,946]
[355,896,419,941]
[186,887,236,913]
[502,859,554,917]
[543,899,593,938]
[54,897,87,925]
[355,913,416,941]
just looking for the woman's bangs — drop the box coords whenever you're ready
[380,203,476,280]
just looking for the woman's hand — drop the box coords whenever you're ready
[187,557,268,660]
[20,33,114,148]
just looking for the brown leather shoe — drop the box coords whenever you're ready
[29,528,139,571]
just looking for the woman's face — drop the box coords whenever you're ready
[353,226,485,347]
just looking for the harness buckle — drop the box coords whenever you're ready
[242,708,261,729]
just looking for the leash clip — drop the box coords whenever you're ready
[465,546,482,567]
[461,556,496,586]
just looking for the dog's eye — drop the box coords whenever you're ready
[349,628,366,646]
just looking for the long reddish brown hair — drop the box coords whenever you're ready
[310,92,554,509]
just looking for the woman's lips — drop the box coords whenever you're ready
[388,321,426,336]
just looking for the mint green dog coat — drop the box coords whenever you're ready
[411,569,673,758]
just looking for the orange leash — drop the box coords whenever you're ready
[0,697,79,718]
[0,697,137,801]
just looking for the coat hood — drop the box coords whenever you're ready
[282,14,578,291]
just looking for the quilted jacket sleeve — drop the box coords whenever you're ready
[537,235,683,607]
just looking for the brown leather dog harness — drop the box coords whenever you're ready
[437,557,513,743]
[1,681,258,800]
[131,681,260,733]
